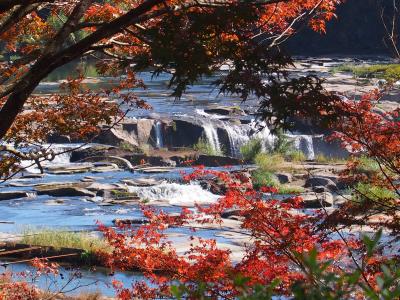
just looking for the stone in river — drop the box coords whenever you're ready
[45,163,93,175]
[36,186,95,197]
[288,192,334,209]
[136,166,175,173]
[275,172,293,184]
[0,191,29,201]
[120,178,164,187]
[204,105,245,116]
[113,218,149,225]
[305,176,338,192]
[44,199,66,205]
[86,182,127,192]
[92,162,120,173]
[21,174,44,179]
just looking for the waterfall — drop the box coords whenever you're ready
[202,122,221,153]
[127,182,220,206]
[154,121,164,148]
[252,122,275,152]
[46,145,73,165]
[223,123,251,157]
[18,144,85,174]
[290,135,315,160]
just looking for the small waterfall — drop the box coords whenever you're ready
[18,144,85,173]
[290,135,315,160]
[202,122,221,153]
[154,121,164,148]
[252,122,275,152]
[47,145,72,165]
[127,182,220,206]
[222,121,275,157]
[223,123,251,157]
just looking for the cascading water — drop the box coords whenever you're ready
[222,123,250,157]
[191,110,276,157]
[202,122,222,154]
[127,182,220,206]
[18,144,86,173]
[288,134,315,160]
[47,145,73,165]
[154,121,164,148]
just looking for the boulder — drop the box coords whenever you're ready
[335,194,351,206]
[136,166,175,174]
[121,178,164,187]
[312,186,329,193]
[113,218,149,225]
[204,106,245,116]
[86,182,128,192]
[70,146,119,162]
[36,186,95,197]
[93,126,139,148]
[47,134,71,143]
[221,209,242,219]
[297,192,334,208]
[92,162,120,173]
[275,172,293,184]
[45,163,93,175]
[305,176,338,192]
[44,199,66,206]
[167,119,204,148]
[137,119,155,145]
[21,174,44,179]
[0,191,29,201]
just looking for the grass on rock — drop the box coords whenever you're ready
[352,182,397,205]
[286,150,307,162]
[240,138,263,162]
[254,153,285,173]
[331,63,400,82]
[21,229,111,253]
[314,154,348,164]
[194,136,224,156]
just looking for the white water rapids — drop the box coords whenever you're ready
[127,182,220,206]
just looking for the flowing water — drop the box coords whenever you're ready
[0,59,348,295]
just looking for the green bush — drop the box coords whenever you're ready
[286,150,307,162]
[240,138,263,162]
[331,63,400,82]
[277,184,305,194]
[254,153,285,173]
[119,141,138,152]
[251,169,279,190]
[352,182,397,204]
[194,137,223,156]
[355,155,381,176]
[272,129,295,155]
[314,154,347,164]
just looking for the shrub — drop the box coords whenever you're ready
[314,153,347,164]
[119,141,141,152]
[277,184,305,194]
[331,63,400,82]
[240,138,263,162]
[352,182,397,204]
[194,137,223,156]
[251,169,279,190]
[355,155,381,176]
[271,129,295,155]
[254,153,285,173]
[286,150,307,162]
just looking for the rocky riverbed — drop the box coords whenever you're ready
[2,56,399,296]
